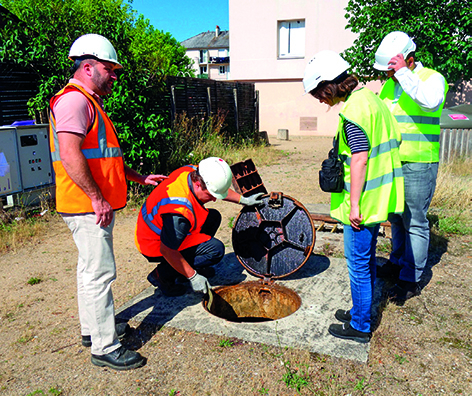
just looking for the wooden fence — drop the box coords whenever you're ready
[0,62,38,126]
[166,76,258,138]
[439,128,472,162]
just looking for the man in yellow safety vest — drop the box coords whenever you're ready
[373,31,448,304]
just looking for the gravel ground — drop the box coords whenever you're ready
[1,136,471,396]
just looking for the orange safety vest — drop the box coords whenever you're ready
[135,165,211,257]
[49,83,127,215]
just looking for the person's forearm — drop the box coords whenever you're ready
[124,164,145,184]
[395,68,445,111]
[223,189,241,204]
[160,244,196,278]
[60,142,104,201]
[349,152,367,209]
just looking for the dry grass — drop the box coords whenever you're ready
[431,158,472,234]
[0,194,56,253]
[193,135,282,167]
[169,112,283,169]
[432,158,472,210]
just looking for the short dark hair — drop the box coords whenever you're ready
[190,170,208,190]
[69,56,100,76]
[405,51,415,61]
[309,73,359,103]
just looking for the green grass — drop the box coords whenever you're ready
[394,353,408,364]
[280,361,312,394]
[218,338,234,348]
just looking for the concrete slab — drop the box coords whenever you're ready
[116,230,386,363]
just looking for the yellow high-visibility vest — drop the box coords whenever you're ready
[379,67,448,162]
[330,88,404,225]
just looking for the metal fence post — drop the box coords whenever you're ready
[233,88,239,134]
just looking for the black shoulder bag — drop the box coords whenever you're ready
[319,135,344,193]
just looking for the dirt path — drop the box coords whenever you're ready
[1,136,471,396]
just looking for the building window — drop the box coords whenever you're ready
[278,20,305,58]
[219,65,226,75]
[200,66,207,75]
[199,49,208,63]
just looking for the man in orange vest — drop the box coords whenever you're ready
[49,34,167,370]
[135,157,264,297]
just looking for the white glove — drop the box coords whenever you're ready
[239,193,264,206]
[187,272,210,294]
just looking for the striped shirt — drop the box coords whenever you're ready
[344,120,369,153]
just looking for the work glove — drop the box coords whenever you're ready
[188,272,210,294]
[239,192,264,206]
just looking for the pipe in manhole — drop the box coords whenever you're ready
[203,193,314,322]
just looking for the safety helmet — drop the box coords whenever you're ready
[198,157,233,199]
[373,31,416,71]
[303,50,350,94]
[69,34,123,69]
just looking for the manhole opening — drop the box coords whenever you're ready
[203,281,301,323]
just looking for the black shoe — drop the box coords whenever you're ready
[328,322,371,343]
[334,309,351,323]
[91,346,146,371]
[376,260,402,280]
[147,268,186,297]
[82,322,131,347]
[386,280,420,305]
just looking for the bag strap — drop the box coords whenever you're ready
[333,134,340,156]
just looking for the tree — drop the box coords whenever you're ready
[0,0,195,173]
[343,0,472,84]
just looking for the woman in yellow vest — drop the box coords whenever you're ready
[303,51,404,343]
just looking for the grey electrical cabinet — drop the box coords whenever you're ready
[0,124,53,199]
[0,127,22,196]
[15,124,53,190]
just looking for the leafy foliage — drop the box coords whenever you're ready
[343,0,472,84]
[0,0,195,173]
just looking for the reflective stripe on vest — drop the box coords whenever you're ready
[140,196,196,235]
[330,88,404,225]
[50,108,122,162]
[341,138,400,166]
[343,167,403,193]
[49,83,127,214]
[135,165,210,257]
[379,67,448,162]
[395,115,440,125]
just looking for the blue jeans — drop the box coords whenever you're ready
[388,162,438,283]
[344,224,380,333]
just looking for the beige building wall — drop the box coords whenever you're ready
[229,0,372,137]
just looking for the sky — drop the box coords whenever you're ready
[128,0,229,43]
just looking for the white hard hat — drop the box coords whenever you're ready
[198,157,233,199]
[69,34,123,69]
[373,31,416,71]
[303,50,350,94]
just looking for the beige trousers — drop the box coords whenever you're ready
[63,213,120,355]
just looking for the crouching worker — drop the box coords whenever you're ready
[135,157,264,296]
